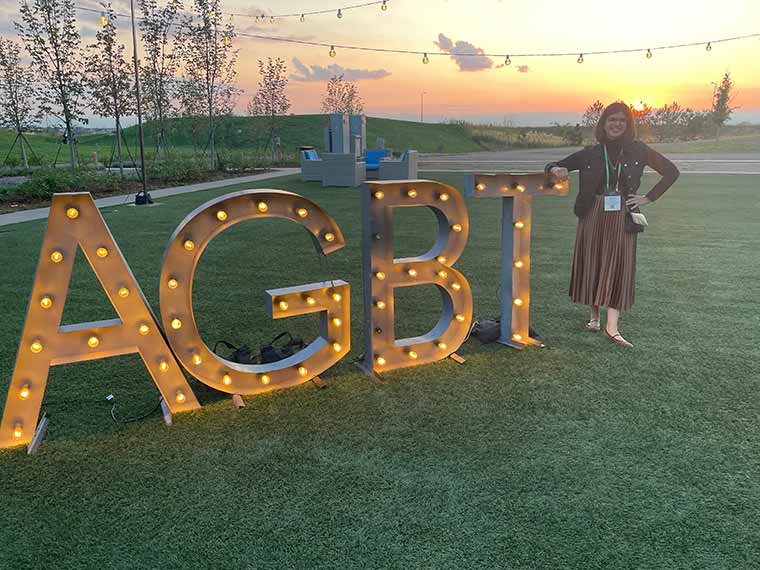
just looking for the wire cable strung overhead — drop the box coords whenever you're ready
[229,0,389,21]
[74,5,758,64]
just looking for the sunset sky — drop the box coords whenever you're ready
[4,0,760,125]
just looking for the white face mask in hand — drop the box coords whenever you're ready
[629,212,648,226]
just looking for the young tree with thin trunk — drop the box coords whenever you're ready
[15,0,87,169]
[711,72,736,140]
[178,0,239,170]
[0,38,39,169]
[247,58,290,161]
[138,0,182,158]
[86,3,135,178]
[320,75,364,114]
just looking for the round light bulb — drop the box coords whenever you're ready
[513,298,524,306]
[514,260,524,269]
[375,300,386,309]
[516,184,526,193]
[216,210,228,221]
[306,296,316,306]
[296,208,308,218]
[475,183,486,191]
[408,350,418,359]
[332,342,342,352]
[66,207,79,219]
[138,324,150,335]
[376,356,386,366]
[436,256,446,263]
[261,374,270,385]
[87,336,100,348]
[408,268,418,277]
[183,240,195,251]
[30,341,43,353]
[407,189,417,198]
[176,391,186,403]
[455,313,466,322]
[159,360,169,372]
[514,221,525,229]
[192,353,202,365]
[324,232,336,242]
[19,384,30,400]
[375,271,386,280]
[332,317,342,327]
[298,366,308,377]
[422,53,429,64]
[329,46,336,57]
[278,300,289,311]
[257,201,268,212]
[437,341,447,350]
[13,424,23,439]
[167,278,179,289]
[439,193,450,202]
[96,247,109,258]
[451,223,463,232]
[40,296,53,309]
[332,292,342,301]
[118,287,129,298]
[452,283,462,291]
[50,251,63,263]
[512,333,523,341]
[171,318,182,330]
[222,373,232,386]
[374,191,384,200]
[438,270,448,279]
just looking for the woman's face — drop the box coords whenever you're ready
[604,111,628,140]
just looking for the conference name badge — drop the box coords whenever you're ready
[604,193,621,212]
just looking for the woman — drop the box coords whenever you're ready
[545,101,679,347]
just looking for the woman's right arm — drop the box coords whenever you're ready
[544,149,585,179]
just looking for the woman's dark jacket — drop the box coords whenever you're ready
[544,141,679,218]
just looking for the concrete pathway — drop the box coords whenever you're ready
[0,168,298,227]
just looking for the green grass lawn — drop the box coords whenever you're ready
[0,172,758,568]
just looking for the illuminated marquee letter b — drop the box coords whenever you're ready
[361,180,472,375]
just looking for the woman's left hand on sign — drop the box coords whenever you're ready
[626,195,651,208]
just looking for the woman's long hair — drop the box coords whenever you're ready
[594,101,637,143]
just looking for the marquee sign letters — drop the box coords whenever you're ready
[1,175,565,449]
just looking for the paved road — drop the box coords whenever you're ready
[419,148,760,175]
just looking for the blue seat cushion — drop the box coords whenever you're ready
[365,149,389,169]
[304,150,319,160]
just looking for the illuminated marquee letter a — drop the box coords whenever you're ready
[361,180,473,375]
[0,193,200,449]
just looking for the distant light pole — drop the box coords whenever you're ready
[129,0,149,203]
[420,91,427,123]
[710,81,717,108]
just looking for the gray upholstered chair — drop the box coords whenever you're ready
[321,150,366,187]
[300,149,323,182]
[378,150,418,180]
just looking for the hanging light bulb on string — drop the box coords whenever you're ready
[337,9,343,18]
[706,42,712,51]
[381,0,388,11]
[422,52,429,64]
[504,55,511,66]
[100,12,108,27]
[223,34,231,46]
[300,14,305,22]
[577,53,584,64]
[646,48,652,59]
[270,16,275,24]
[329,45,336,57]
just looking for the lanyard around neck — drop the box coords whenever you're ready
[603,145,623,194]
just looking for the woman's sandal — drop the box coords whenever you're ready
[585,319,601,332]
[605,330,633,348]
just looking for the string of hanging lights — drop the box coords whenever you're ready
[75,5,757,65]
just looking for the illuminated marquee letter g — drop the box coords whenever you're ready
[361,180,472,375]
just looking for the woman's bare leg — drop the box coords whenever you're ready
[606,307,619,334]
[590,305,600,322]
